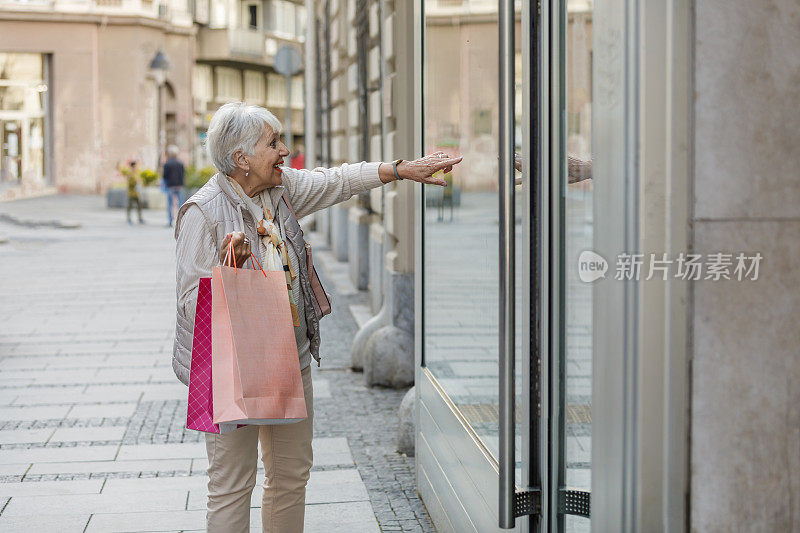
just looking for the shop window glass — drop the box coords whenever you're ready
[0,53,46,184]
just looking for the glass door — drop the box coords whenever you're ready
[416,0,528,531]
[416,0,595,531]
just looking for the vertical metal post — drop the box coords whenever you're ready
[285,74,293,163]
[324,0,332,166]
[498,0,516,528]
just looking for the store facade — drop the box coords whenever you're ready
[0,7,195,194]
[306,0,800,530]
[414,0,691,531]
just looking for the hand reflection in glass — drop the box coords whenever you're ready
[513,153,593,185]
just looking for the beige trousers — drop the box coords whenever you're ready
[205,365,314,533]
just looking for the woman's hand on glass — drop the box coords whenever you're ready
[220,231,251,268]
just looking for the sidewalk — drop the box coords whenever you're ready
[0,194,434,532]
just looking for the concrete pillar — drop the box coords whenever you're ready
[325,0,418,452]
[353,0,416,388]
[397,386,415,456]
[690,1,800,529]
[357,183,415,387]
[329,200,352,261]
[368,221,385,313]
[317,207,331,246]
[347,206,370,290]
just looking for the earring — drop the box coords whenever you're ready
[245,171,249,177]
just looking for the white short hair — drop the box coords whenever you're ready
[167,145,179,157]
[206,102,283,175]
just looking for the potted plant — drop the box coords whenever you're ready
[185,166,217,197]
[139,168,165,209]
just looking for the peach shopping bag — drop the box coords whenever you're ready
[211,245,307,425]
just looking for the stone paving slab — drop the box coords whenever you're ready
[102,475,209,494]
[116,442,206,461]
[84,510,207,533]
[304,501,381,532]
[0,513,91,532]
[186,437,355,475]
[313,378,331,399]
[185,468,371,510]
[51,426,127,442]
[2,489,189,517]
[0,445,120,465]
[67,402,138,419]
[86,383,182,400]
[0,478,104,497]
[0,429,55,445]
[27,458,193,476]
[0,406,72,421]
[0,369,164,386]
[7,391,142,406]
[0,464,31,476]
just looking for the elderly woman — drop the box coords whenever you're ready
[173,102,461,532]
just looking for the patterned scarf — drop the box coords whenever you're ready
[227,177,301,327]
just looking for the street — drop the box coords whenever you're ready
[0,195,433,532]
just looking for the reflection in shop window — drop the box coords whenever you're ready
[472,109,491,136]
[422,0,524,479]
[564,1,594,530]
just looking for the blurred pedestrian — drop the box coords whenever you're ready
[289,143,305,169]
[173,102,461,532]
[123,160,144,225]
[163,145,185,227]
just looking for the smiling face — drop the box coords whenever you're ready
[239,125,290,194]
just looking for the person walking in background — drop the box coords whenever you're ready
[163,145,186,227]
[289,143,305,170]
[123,160,144,225]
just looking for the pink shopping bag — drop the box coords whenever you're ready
[186,277,224,433]
[211,246,307,425]
[186,277,242,435]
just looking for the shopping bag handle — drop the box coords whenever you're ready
[224,240,267,278]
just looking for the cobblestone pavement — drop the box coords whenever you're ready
[0,194,434,532]
[308,246,435,533]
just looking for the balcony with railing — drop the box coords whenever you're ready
[426,0,522,15]
[197,26,266,65]
[197,24,305,69]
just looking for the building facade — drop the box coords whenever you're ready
[0,0,195,194]
[307,0,800,531]
[192,0,306,168]
[305,0,417,391]
[0,0,305,196]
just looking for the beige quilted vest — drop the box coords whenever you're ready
[171,173,330,386]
